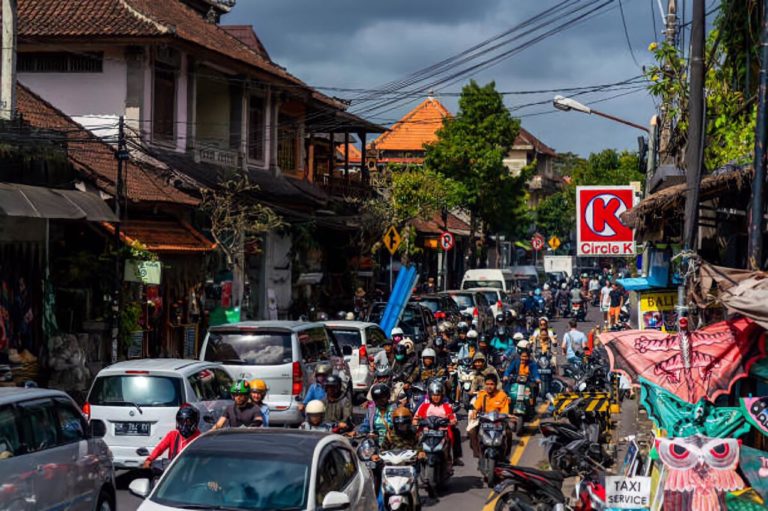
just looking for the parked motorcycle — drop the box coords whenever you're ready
[490,463,568,511]
[478,411,511,487]
[380,449,421,511]
[506,376,534,436]
[540,412,612,476]
[417,416,452,497]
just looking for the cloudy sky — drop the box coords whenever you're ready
[224,0,697,157]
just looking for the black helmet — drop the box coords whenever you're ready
[375,365,392,378]
[176,406,200,438]
[478,334,490,345]
[395,343,409,358]
[371,383,391,404]
[495,313,505,323]
[324,374,342,396]
[427,380,443,398]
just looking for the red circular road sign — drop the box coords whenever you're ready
[440,231,455,250]
[531,234,545,251]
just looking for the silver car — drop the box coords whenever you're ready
[129,429,377,511]
[0,388,115,511]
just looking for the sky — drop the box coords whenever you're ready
[224,0,705,158]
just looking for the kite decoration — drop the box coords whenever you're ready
[739,445,768,503]
[741,397,768,436]
[601,317,763,404]
[656,435,744,511]
[640,378,749,438]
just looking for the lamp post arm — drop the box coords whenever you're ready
[590,108,649,133]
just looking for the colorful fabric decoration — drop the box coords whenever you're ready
[741,397,768,436]
[640,378,749,438]
[656,435,744,511]
[739,445,768,503]
[601,318,763,403]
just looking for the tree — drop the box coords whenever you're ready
[424,80,524,267]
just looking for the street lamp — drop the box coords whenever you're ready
[553,95,649,133]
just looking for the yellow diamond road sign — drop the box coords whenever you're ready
[548,235,561,250]
[383,226,402,255]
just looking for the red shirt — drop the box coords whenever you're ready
[147,429,200,462]
[415,402,456,423]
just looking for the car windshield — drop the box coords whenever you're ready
[416,299,440,313]
[152,451,309,510]
[463,279,503,290]
[89,376,182,407]
[204,332,293,366]
[479,291,499,304]
[450,294,474,309]
[329,329,362,348]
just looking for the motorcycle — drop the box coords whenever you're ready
[417,416,452,497]
[571,301,586,322]
[407,382,427,412]
[380,449,421,511]
[489,463,568,511]
[478,411,511,487]
[540,409,612,477]
[455,357,475,411]
[506,376,534,436]
[536,352,554,398]
[356,436,383,491]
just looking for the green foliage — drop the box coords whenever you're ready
[390,166,464,223]
[573,150,643,186]
[536,189,574,241]
[119,301,142,356]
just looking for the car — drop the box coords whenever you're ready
[128,429,378,511]
[411,293,462,325]
[446,290,494,332]
[200,321,351,427]
[0,387,116,511]
[323,321,389,398]
[466,287,509,318]
[84,359,234,469]
[461,268,516,293]
[366,302,436,350]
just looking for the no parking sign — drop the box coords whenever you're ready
[440,231,455,251]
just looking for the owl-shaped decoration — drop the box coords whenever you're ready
[656,435,745,511]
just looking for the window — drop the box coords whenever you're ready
[188,368,232,401]
[89,376,183,407]
[277,112,298,171]
[204,332,293,366]
[153,63,176,142]
[335,447,357,487]
[53,398,87,445]
[329,329,362,350]
[0,405,20,458]
[365,327,388,348]
[212,369,233,399]
[316,447,348,503]
[299,328,331,363]
[248,96,266,161]
[18,399,58,453]
[18,51,103,73]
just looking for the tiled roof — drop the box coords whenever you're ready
[221,25,270,60]
[336,143,362,163]
[372,97,452,152]
[17,84,198,205]
[411,211,471,237]
[100,218,216,252]
[515,127,556,157]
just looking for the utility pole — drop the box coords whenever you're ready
[658,0,677,163]
[748,2,768,270]
[112,116,128,364]
[680,0,705,312]
[0,0,17,120]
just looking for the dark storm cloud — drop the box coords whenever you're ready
[224,0,666,156]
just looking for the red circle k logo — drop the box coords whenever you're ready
[576,186,635,256]
[585,193,629,238]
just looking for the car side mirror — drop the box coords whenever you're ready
[342,345,353,356]
[321,491,351,510]
[129,478,151,499]
[90,419,107,438]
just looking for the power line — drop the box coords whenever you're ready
[619,0,642,68]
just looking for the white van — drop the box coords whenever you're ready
[461,269,515,293]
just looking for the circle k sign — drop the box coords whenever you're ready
[576,186,636,257]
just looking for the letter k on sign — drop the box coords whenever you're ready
[578,187,634,243]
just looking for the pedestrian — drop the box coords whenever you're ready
[608,282,624,328]
[562,319,586,367]
[212,380,263,430]
[600,280,612,327]
[588,276,600,306]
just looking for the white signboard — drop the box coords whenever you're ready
[605,475,651,509]
[576,186,636,257]
[124,260,162,285]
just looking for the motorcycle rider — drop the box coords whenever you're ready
[413,380,462,468]
[323,374,353,432]
[382,407,423,454]
[503,349,541,397]
[555,282,570,318]
[450,321,470,352]
[468,373,511,458]
[392,339,420,399]
[212,380,264,430]
[390,327,405,345]
[522,291,538,316]
[299,400,330,431]
[433,336,452,370]
[249,379,270,427]
[143,405,200,468]
[298,362,331,413]
[588,275,601,306]
[477,335,500,368]
[542,284,554,315]
[562,319,586,367]
[469,352,499,396]
[502,334,529,365]
[491,314,512,352]
[359,383,396,441]
[372,336,395,371]
[418,348,446,383]
[458,329,479,360]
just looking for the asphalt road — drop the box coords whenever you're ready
[117,306,609,511]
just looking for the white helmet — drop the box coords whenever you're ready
[543,283,550,290]
[513,332,525,341]
[401,338,415,354]
[467,330,479,339]
[345,312,355,320]
[305,400,326,415]
[391,327,404,337]
[516,339,529,350]
[561,283,567,289]
[422,348,436,359]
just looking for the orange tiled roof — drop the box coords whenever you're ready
[515,127,556,157]
[336,143,362,163]
[372,97,452,152]
[411,212,471,237]
[18,84,198,206]
[101,219,215,252]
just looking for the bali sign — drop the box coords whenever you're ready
[576,186,636,256]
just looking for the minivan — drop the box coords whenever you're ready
[461,269,515,293]
[200,321,351,427]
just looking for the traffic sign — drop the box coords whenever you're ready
[531,233,545,251]
[576,186,636,256]
[548,235,561,250]
[382,226,402,255]
[440,231,455,251]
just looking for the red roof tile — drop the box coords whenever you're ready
[514,127,556,157]
[101,218,215,252]
[372,97,452,152]
[221,25,270,60]
[17,84,198,205]
[336,143,362,163]
[411,212,470,237]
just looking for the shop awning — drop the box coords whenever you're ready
[0,183,117,221]
[101,219,216,253]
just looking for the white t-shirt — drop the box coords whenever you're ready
[600,286,612,308]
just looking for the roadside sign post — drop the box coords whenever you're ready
[531,233,545,268]
[383,226,402,292]
[440,232,455,291]
[548,235,561,251]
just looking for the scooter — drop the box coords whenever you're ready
[478,412,511,487]
[417,416,452,497]
[540,416,612,477]
[571,301,586,322]
[506,376,534,436]
[455,357,475,411]
[537,352,554,398]
[489,463,568,511]
[380,449,421,511]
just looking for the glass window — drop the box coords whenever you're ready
[299,328,331,363]
[248,96,265,161]
[463,280,503,290]
[365,327,387,348]
[153,63,176,142]
[417,299,440,313]
[89,376,183,407]
[152,452,309,510]
[53,399,87,445]
[480,291,499,305]
[335,447,357,487]
[316,450,343,503]
[277,112,298,172]
[204,332,293,366]
[188,368,221,401]
[367,304,386,323]
[18,399,58,453]
[0,405,20,457]
[476,294,489,306]
[449,294,474,309]
[329,329,362,349]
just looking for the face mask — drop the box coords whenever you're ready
[395,354,405,361]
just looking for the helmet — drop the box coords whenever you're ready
[249,379,269,393]
[230,379,251,395]
[543,283,550,290]
[391,327,404,338]
[395,343,408,360]
[401,339,415,355]
[375,365,392,378]
[345,312,355,321]
[516,339,529,351]
[478,334,490,345]
[315,363,332,376]
[513,332,525,341]
[495,314,505,323]
[324,374,342,395]
[457,321,469,333]
[467,330,478,340]
[392,407,412,429]
[336,311,347,320]
[534,288,541,296]
[427,380,443,397]
[561,283,568,289]
[306,400,326,415]
[421,348,436,360]
[582,273,589,278]
[472,352,487,362]
[434,337,445,349]
[317,312,329,321]
[176,406,200,438]
[370,383,391,404]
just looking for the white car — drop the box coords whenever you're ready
[323,321,388,398]
[129,429,378,511]
[467,287,509,319]
[84,359,234,469]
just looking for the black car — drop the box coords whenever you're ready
[411,294,462,325]
[366,302,437,350]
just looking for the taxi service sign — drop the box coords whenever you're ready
[576,186,636,257]
[605,475,651,509]
[383,226,402,255]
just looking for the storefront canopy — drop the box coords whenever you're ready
[0,183,117,222]
[100,218,216,253]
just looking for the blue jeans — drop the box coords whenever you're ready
[567,356,581,367]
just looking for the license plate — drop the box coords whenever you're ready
[114,422,150,436]
[540,369,552,375]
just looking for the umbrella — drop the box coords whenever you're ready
[601,318,763,404]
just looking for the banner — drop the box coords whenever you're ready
[638,290,677,331]
[605,475,651,509]
[124,260,162,285]
[576,186,636,257]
